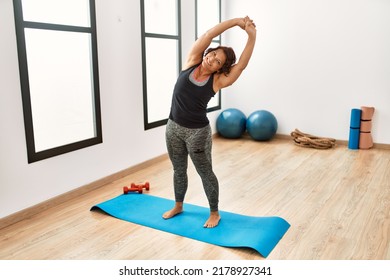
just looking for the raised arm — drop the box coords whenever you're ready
[184,18,245,70]
[215,18,257,90]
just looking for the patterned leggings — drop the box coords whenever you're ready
[165,119,219,211]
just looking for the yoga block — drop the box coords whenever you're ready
[359,106,375,149]
[359,133,373,149]
[360,121,372,132]
[361,106,375,121]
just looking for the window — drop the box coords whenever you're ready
[141,0,181,130]
[196,0,221,111]
[141,0,221,130]
[13,0,102,163]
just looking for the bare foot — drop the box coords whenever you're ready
[162,202,183,219]
[203,211,221,228]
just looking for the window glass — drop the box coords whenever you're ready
[144,0,177,35]
[145,38,179,123]
[25,29,96,151]
[196,0,220,37]
[21,0,90,27]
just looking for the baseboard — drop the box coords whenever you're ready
[0,153,168,230]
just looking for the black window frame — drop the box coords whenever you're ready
[13,0,102,163]
[141,0,182,130]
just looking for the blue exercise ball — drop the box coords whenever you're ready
[216,108,246,139]
[247,110,278,141]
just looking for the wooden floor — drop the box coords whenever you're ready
[0,136,389,260]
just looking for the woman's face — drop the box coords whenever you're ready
[203,49,227,73]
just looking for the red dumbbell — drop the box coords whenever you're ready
[123,185,143,194]
[123,182,150,194]
[131,182,150,191]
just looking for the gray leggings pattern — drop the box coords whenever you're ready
[165,119,219,211]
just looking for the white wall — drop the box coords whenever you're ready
[1,0,389,219]
[222,0,390,143]
[0,0,194,219]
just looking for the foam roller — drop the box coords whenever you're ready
[348,108,361,150]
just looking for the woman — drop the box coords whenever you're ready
[163,16,257,228]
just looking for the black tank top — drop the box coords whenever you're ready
[169,64,215,128]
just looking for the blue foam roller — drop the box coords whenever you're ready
[348,108,361,150]
[350,108,361,129]
[348,128,360,149]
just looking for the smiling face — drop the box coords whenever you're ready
[202,48,227,73]
[202,46,236,76]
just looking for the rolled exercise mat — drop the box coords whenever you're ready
[91,194,290,258]
[359,106,375,149]
[348,108,361,150]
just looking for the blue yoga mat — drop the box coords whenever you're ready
[91,194,290,257]
[348,108,361,150]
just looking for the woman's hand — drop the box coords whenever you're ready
[239,16,256,35]
[238,17,247,30]
[243,16,256,37]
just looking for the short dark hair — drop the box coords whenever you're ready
[204,46,236,76]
